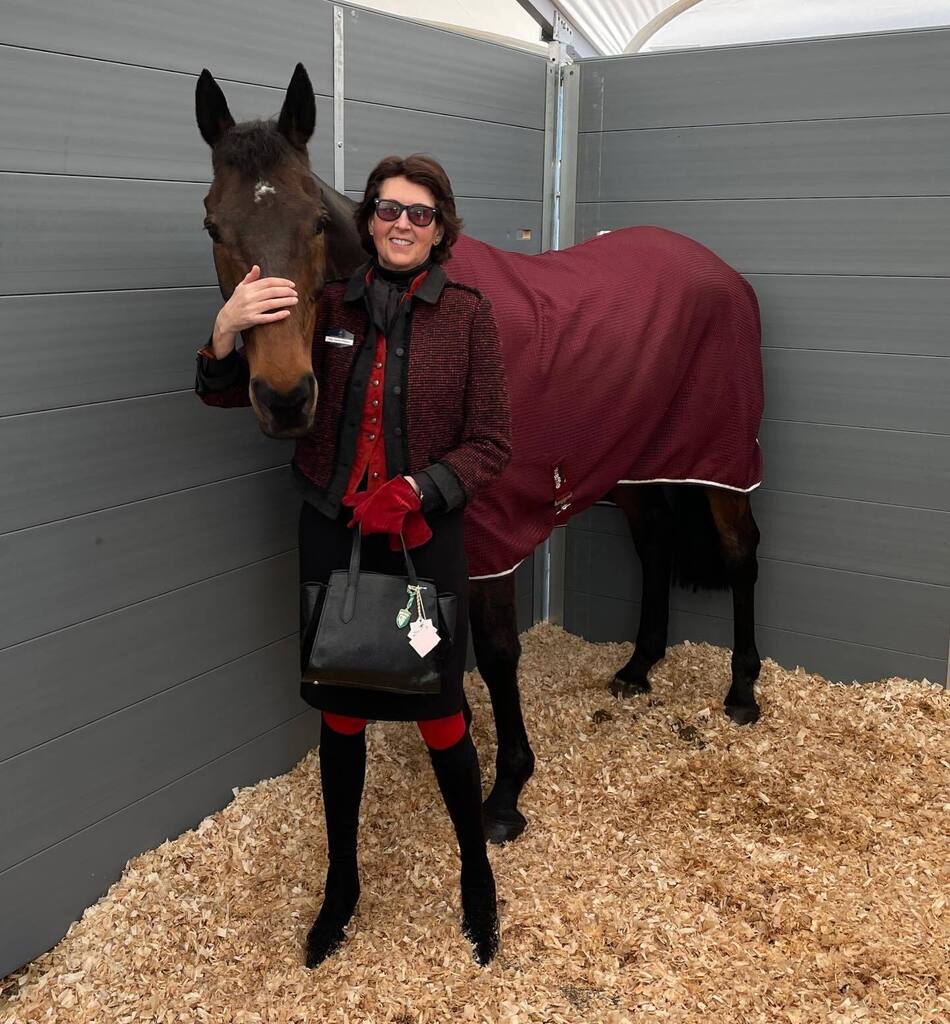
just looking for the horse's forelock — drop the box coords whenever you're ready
[214,120,296,179]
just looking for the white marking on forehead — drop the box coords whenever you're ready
[254,179,277,203]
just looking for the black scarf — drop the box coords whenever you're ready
[367,258,431,337]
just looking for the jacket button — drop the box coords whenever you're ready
[372,379,379,387]
[395,347,405,357]
[375,361,382,369]
[394,427,402,436]
[372,399,379,408]
[393,385,401,395]
[368,433,376,440]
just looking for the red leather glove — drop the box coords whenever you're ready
[342,476,432,549]
[396,505,432,551]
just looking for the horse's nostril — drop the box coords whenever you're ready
[251,376,315,413]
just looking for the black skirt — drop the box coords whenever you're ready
[298,500,469,721]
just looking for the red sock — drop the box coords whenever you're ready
[417,712,466,751]
[322,711,368,736]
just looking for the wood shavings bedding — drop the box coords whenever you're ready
[3,624,947,1024]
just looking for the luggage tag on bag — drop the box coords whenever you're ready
[401,584,441,657]
[324,328,354,347]
[408,618,441,658]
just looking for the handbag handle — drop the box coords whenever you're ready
[342,526,420,623]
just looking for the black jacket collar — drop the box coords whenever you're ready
[343,261,447,305]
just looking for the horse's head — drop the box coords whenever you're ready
[196,64,328,437]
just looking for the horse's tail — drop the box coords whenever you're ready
[664,485,730,591]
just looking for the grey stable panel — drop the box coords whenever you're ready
[567,531,947,660]
[578,28,950,131]
[1,175,214,294]
[0,392,292,534]
[342,5,546,129]
[0,709,319,977]
[749,275,950,357]
[0,288,220,416]
[0,47,335,184]
[0,468,298,650]
[571,493,950,588]
[759,420,949,510]
[343,192,543,254]
[564,591,945,685]
[457,200,543,255]
[575,198,950,277]
[2,636,299,873]
[343,100,544,201]
[0,552,297,762]
[762,350,950,434]
[3,0,334,94]
[576,115,950,202]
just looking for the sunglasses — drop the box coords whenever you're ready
[374,198,439,228]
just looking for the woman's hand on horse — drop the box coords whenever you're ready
[212,265,298,357]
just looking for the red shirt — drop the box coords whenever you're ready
[343,268,430,498]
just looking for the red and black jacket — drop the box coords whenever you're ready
[195,261,512,518]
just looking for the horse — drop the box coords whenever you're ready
[195,63,764,846]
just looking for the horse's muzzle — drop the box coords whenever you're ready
[251,375,317,438]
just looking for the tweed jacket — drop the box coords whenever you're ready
[195,262,512,518]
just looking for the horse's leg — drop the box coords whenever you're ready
[607,484,674,698]
[469,575,535,845]
[705,488,762,725]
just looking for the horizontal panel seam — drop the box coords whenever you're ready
[578,195,950,203]
[0,387,192,421]
[761,416,949,436]
[577,24,950,59]
[343,95,544,132]
[0,285,219,298]
[0,464,292,540]
[584,487,950,514]
[762,347,950,358]
[0,708,315,880]
[0,42,334,94]
[0,632,298,768]
[565,587,944,665]
[0,548,297,658]
[577,111,950,132]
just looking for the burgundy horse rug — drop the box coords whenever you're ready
[445,226,764,579]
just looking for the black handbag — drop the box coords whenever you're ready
[300,528,458,695]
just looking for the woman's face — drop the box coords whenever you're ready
[371,175,442,270]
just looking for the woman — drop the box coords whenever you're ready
[195,154,511,967]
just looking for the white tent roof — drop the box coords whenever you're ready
[350,0,950,56]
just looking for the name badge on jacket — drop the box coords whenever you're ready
[324,328,355,347]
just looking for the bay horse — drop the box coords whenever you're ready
[195,64,763,846]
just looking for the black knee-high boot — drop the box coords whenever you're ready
[428,730,499,965]
[305,724,366,968]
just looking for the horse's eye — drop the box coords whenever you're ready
[314,219,325,237]
[203,220,222,243]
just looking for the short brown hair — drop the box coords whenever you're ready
[355,153,463,265]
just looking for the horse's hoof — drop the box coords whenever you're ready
[609,674,650,699]
[483,806,527,845]
[725,702,760,726]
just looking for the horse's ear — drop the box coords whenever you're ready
[195,69,235,148]
[277,63,316,151]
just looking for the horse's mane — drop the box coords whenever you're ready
[214,120,293,178]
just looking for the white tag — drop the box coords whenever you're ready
[324,329,354,347]
[408,618,440,658]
